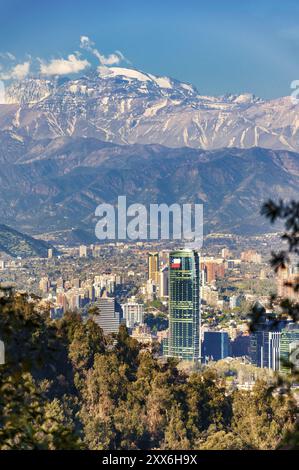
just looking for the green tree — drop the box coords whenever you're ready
[184,370,232,445]
[0,372,81,449]
[198,430,243,450]
[232,380,296,449]
[162,404,190,450]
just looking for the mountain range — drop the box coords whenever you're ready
[0,133,298,239]
[0,67,299,152]
[0,66,298,240]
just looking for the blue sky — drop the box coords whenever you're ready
[0,0,299,98]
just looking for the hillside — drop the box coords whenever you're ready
[0,224,55,258]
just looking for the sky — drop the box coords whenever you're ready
[0,0,299,98]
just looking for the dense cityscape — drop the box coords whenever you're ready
[1,231,298,391]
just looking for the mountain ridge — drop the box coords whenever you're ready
[0,139,298,238]
[0,66,298,152]
[1,66,299,240]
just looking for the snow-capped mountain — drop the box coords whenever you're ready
[1,66,299,151]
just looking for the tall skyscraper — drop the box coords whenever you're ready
[249,319,289,371]
[167,249,201,362]
[250,329,281,370]
[148,252,159,285]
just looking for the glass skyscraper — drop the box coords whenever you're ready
[203,331,230,362]
[250,330,281,371]
[249,319,290,371]
[167,249,201,362]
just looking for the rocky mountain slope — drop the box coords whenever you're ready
[0,67,298,152]
[0,136,298,237]
[1,67,299,240]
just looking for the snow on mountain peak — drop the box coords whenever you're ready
[148,74,172,89]
[99,66,176,90]
[223,93,262,105]
[99,66,151,82]
[1,66,299,153]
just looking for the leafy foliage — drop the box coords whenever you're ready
[0,287,297,449]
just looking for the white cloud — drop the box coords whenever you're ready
[0,61,30,80]
[80,35,126,67]
[0,37,128,81]
[99,52,122,66]
[11,61,30,79]
[0,52,16,61]
[40,54,90,76]
[80,36,91,48]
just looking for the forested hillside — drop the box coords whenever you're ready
[0,288,297,450]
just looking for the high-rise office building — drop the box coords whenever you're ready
[121,300,144,329]
[231,334,250,357]
[72,278,81,288]
[241,250,262,264]
[159,266,169,298]
[167,249,201,362]
[39,276,50,294]
[56,277,65,290]
[249,319,289,371]
[91,292,121,335]
[250,330,281,370]
[203,331,230,362]
[148,252,159,285]
[280,323,299,374]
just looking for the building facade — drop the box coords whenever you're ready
[276,266,299,302]
[250,329,281,370]
[280,323,299,373]
[148,252,159,285]
[203,331,230,362]
[200,257,226,284]
[91,295,121,335]
[121,301,144,329]
[159,266,169,299]
[167,249,201,362]
[249,321,299,373]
